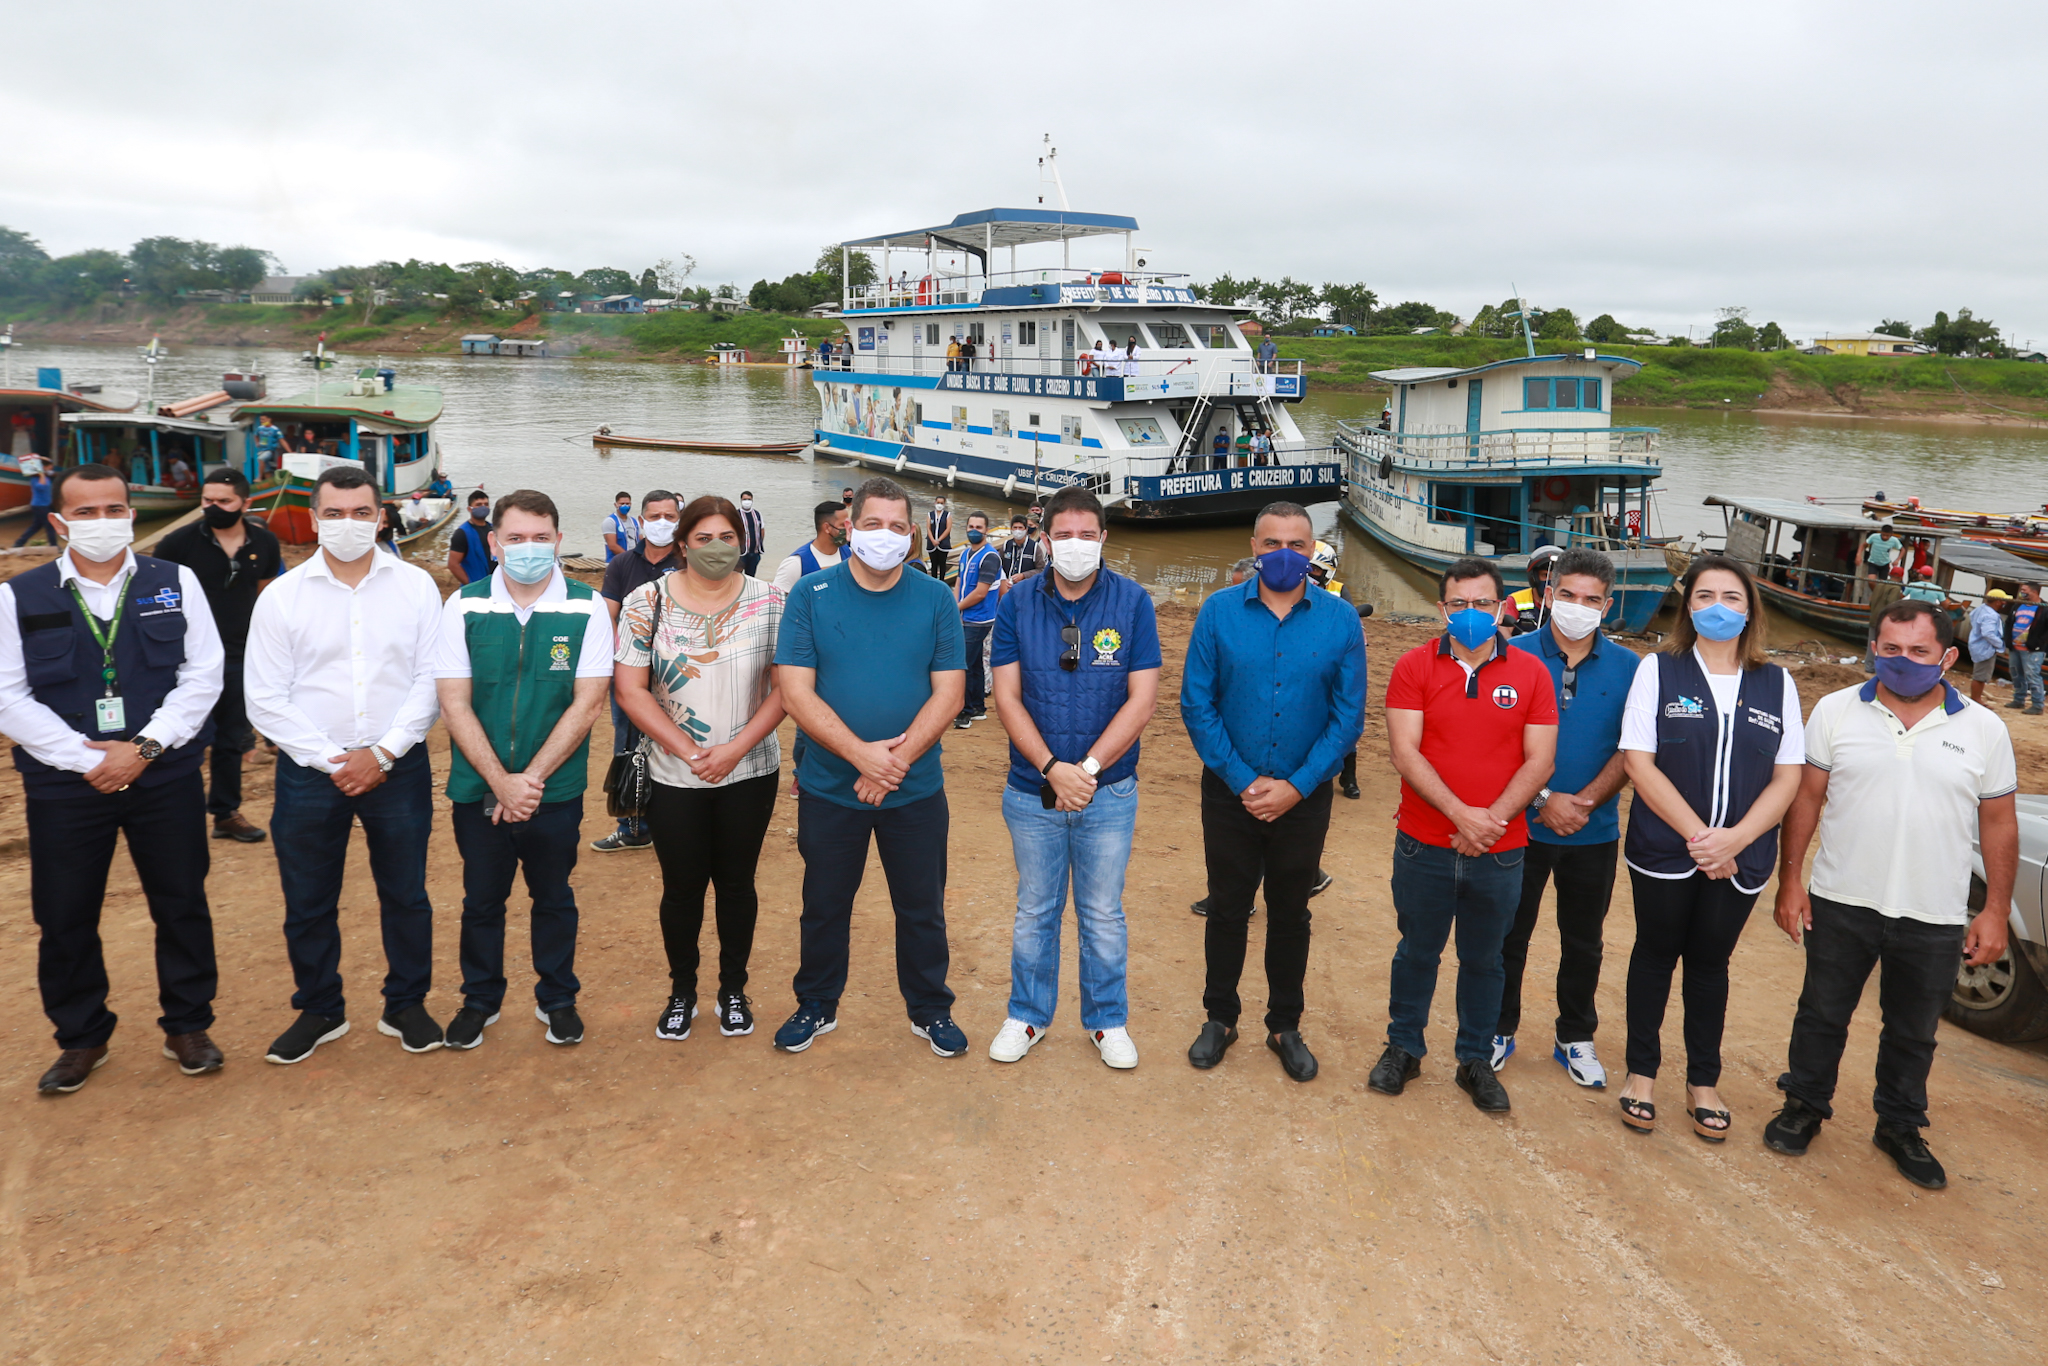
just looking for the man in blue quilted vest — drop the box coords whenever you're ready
[986,486,1161,1070]
[0,464,226,1093]
[433,490,614,1050]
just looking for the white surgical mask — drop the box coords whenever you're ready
[59,514,135,564]
[316,516,378,562]
[849,526,911,572]
[740,498,753,509]
[642,517,677,547]
[1548,599,1604,641]
[1050,538,1103,583]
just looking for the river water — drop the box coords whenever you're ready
[19,341,2048,625]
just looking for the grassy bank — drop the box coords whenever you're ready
[1272,335,2048,416]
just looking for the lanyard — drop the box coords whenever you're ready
[68,579,129,697]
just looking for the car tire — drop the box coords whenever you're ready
[1946,875,2048,1043]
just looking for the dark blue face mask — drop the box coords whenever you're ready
[1873,652,1947,699]
[1256,547,1311,592]
[965,529,984,544]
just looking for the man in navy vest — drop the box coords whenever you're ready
[0,464,226,1093]
[953,508,1002,728]
[987,486,1161,1069]
[737,490,766,579]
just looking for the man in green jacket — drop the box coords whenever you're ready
[433,490,613,1049]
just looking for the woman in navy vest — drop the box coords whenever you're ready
[1617,556,1805,1141]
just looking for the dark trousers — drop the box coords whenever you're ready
[962,621,992,713]
[646,772,779,998]
[740,551,762,579]
[451,797,584,1014]
[609,695,646,837]
[13,507,55,547]
[1387,830,1523,1062]
[1199,768,1332,1033]
[271,747,435,1019]
[792,789,954,1020]
[929,547,951,580]
[1498,839,1619,1042]
[205,651,254,817]
[26,769,216,1048]
[1624,868,1759,1085]
[1781,894,1965,1129]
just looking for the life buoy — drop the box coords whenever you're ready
[1377,454,1394,483]
[917,275,934,306]
[1098,271,1125,285]
[1542,476,1572,502]
[1079,353,1094,376]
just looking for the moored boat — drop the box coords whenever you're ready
[592,431,811,455]
[1863,497,2048,566]
[2,371,139,513]
[232,367,448,544]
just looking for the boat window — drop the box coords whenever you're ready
[914,403,924,428]
[1018,321,1037,346]
[1429,483,1471,524]
[1149,321,1191,348]
[1524,377,1601,410]
[925,323,940,346]
[1027,413,1041,428]
[1583,378,1601,410]
[1116,417,1167,447]
[967,322,985,343]
[1552,381,1580,410]
[1524,379,1552,409]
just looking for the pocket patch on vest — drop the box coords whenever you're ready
[1091,627,1123,666]
[549,637,571,670]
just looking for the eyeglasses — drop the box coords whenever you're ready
[1060,625,1081,672]
[1444,598,1499,613]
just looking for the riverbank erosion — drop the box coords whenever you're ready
[3,584,2048,1363]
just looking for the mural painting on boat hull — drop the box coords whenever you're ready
[819,383,917,445]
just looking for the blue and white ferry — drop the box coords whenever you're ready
[812,208,1341,525]
[1333,348,1675,630]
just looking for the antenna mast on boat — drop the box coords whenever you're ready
[1038,135,1069,211]
[1511,285,1536,358]
[138,335,167,414]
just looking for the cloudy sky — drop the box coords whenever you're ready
[8,1,2043,345]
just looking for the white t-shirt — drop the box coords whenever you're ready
[771,545,842,594]
[1805,682,2018,925]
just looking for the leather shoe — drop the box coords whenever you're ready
[163,1030,224,1075]
[1456,1058,1512,1112]
[1367,1044,1420,1095]
[1187,1020,1239,1069]
[212,811,267,843]
[38,1045,110,1094]
[1267,1030,1318,1082]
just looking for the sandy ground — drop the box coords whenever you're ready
[4,563,2048,1365]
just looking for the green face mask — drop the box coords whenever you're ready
[687,539,742,580]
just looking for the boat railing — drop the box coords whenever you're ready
[815,351,1302,386]
[1336,420,1659,468]
[845,266,1195,312]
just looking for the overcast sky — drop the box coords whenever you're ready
[8,1,2043,345]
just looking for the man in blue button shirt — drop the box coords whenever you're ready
[987,487,1161,1070]
[1498,548,1633,1088]
[1180,502,1366,1082]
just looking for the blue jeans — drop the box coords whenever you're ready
[2016,649,2045,707]
[270,748,436,1019]
[1387,831,1524,1063]
[451,797,584,1014]
[1001,777,1137,1030]
[609,694,646,838]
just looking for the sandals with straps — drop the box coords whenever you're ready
[1619,1096,1657,1133]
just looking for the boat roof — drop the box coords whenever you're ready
[840,208,1140,252]
[0,386,139,414]
[61,411,235,436]
[1934,537,2045,580]
[232,386,443,426]
[1706,495,1959,537]
[1371,353,1644,384]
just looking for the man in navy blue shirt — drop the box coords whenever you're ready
[772,477,969,1058]
[1180,502,1366,1082]
[986,487,1161,1071]
[1498,548,1633,1088]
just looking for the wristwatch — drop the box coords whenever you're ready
[1080,756,1102,778]
[370,746,395,773]
[1531,787,1552,811]
[134,737,164,762]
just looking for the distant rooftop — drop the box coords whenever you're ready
[840,208,1140,252]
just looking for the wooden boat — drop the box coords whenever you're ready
[1863,498,2048,566]
[1,380,139,513]
[234,373,448,543]
[591,429,812,455]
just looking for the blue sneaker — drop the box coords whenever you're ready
[912,1014,969,1058]
[1489,1034,1516,1073]
[773,1000,837,1053]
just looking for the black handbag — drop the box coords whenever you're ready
[603,580,663,820]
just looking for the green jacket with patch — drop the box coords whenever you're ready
[445,577,603,805]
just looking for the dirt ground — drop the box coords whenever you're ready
[4,562,2048,1365]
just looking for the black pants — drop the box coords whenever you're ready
[1624,868,1758,1084]
[206,651,254,817]
[645,772,779,999]
[451,797,584,1014]
[1781,894,1965,1129]
[739,551,762,579]
[792,788,953,1020]
[1498,840,1619,1042]
[1199,768,1332,1033]
[963,621,992,713]
[929,546,950,580]
[26,769,217,1048]
[13,507,55,547]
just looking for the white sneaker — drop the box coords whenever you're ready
[1490,1034,1516,1072]
[1553,1038,1608,1089]
[1092,1026,1138,1070]
[988,1017,1048,1063]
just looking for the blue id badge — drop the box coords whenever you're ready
[94,696,126,733]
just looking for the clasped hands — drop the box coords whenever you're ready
[852,734,913,807]
[1240,775,1303,823]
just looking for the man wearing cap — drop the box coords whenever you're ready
[1966,589,2009,705]
[1900,565,1947,605]
[2004,582,2044,715]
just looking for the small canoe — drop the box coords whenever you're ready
[591,431,811,455]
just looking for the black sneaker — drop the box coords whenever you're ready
[377,1003,445,1053]
[1455,1058,1512,1112]
[264,1011,349,1065]
[912,1015,969,1057]
[1310,869,1334,899]
[953,711,973,730]
[718,992,755,1037]
[1873,1120,1948,1189]
[1367,1044,1421,1096]
[1189,896,1257,918]
[536,1004,584,1045]
[445,1006,499,1050]
[590,828,652,853]
[655,995,697,1041]
[1763,1095,1825,1155]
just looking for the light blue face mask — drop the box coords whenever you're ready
[1691,603,1747,642]
[500,541,557,584]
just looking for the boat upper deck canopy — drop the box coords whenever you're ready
[1705,494,1959,536]
[62,411,237,437]
[1370,353,1645,385]
[233,386,443,428]
[840,208,1140,252]
[1926,536,2043,581]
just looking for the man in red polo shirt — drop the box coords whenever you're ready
[1371,556,1557,1112]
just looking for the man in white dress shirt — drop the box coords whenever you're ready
[246,465,446,1064]
[0,464,225,1093]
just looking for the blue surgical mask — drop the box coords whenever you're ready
[1256,547,1311,592]
[1873,653,1946,700]
[1446,608,1499,649]
[1691,603,1748,642]
[500,541,557,584]
[965,528,984,544]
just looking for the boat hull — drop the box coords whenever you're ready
[594,434,811,455]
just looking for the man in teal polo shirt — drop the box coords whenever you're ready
[433,490,613,1050]
[1496,547,1633,1088]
